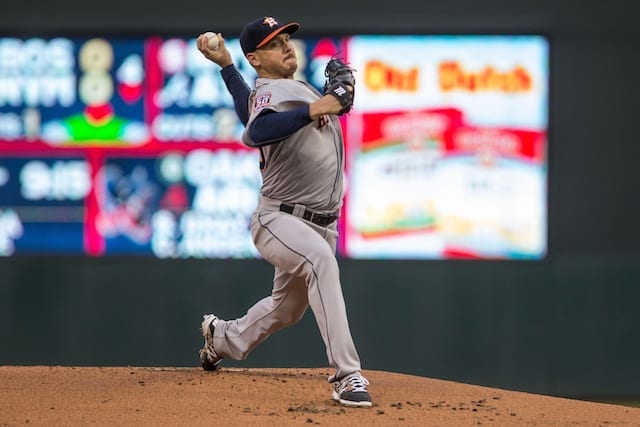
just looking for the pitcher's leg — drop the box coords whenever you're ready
[305,241,362,379]
[214,271,308,360]
[253,211,362,380]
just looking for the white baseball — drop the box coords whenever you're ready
[205,32,219,50]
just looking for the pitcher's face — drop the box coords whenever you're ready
[248,33,298,79]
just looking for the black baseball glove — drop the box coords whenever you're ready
[323,58,356,115]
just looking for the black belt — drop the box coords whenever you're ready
[279,203,338,226]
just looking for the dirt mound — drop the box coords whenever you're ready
[1,366,638,426]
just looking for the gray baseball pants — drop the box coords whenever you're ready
[212,195,362,381]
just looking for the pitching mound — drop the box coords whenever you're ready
[1,366,638,426]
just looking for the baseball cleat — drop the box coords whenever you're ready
[332,374,372,407]
[199,314,223,371]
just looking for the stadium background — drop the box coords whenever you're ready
[1,0,639,400]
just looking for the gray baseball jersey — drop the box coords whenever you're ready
[212,76,363,382]
[243,78,345,212]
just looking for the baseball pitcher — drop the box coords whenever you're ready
[196,16,370,407]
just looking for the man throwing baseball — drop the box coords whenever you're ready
[195,16,371,408]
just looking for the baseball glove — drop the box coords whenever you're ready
[323,58,356,115]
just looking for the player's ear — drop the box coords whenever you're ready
[246,52,260,68]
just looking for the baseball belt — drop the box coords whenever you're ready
[279,203,338,227]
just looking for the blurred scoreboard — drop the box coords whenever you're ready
[0,35,548,259]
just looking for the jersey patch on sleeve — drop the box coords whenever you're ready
[254,92,272,112]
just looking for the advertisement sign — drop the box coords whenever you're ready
[0,35,548,259]
[344,36,548,259]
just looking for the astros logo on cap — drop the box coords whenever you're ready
[263,17,278,28]
[240,16,299,55]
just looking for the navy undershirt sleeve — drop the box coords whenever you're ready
[220,64,314,146]
[220,64,251,125]
[248,106,314,146]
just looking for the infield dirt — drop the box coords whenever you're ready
[1,366,639,426]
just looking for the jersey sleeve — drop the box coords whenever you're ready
[242,80,313,147]
[246,106,313,147]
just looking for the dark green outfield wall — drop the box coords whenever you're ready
[1,0,640,398]
[1,255,639,397]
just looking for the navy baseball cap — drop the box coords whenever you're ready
[240,16,300,55]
